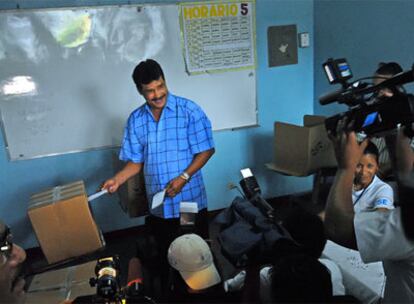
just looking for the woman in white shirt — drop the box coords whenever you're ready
[352,141,394,213]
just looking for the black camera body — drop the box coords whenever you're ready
[325,92,414,137]
[0,222,13,259]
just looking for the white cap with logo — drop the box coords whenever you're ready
[168,234,221,290]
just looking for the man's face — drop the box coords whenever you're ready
[354,153,379,189]
[140,77,168,111]
[0,243,27,303]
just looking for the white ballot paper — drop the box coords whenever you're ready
[152,189,166,209]
[88,189,108,202]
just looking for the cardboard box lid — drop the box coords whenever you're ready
[29,181,86,210]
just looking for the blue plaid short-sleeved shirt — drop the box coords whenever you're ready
[119,93,214,219]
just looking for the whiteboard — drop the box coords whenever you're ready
[0,4,257,160]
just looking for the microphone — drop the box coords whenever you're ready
[378,68,414,89]
[319,88,346,105]
[126,257,144,297]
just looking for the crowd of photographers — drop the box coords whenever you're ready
[2,61,414,303]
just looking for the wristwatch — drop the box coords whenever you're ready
[180,172,190,181]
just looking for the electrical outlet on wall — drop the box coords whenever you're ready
[298,32,310,48]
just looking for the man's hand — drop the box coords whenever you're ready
[102,178,120,193]
[165,177,187,197]
[0,268,26,304]
[101,162,143,194]
[0,244,27,304]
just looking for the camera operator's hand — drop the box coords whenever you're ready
[325,118,368,249]
[327,118,369,171]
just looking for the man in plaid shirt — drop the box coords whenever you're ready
[103,59,215,244]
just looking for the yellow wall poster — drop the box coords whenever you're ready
[180,1,255,74]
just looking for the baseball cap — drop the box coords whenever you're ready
[168,234,221,290]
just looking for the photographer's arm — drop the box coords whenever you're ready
[395,129,414,180]
[386,128,414,240]
[325,130,368,249]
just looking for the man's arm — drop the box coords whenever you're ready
[184,148,215,176]
[386,127,414,240]
[166,148,215,197]
[102,161,142,193]
[324,130,368,249]
[325,168,357,249]
[395,129,414,180]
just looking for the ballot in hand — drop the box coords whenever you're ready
[151,189,166,210]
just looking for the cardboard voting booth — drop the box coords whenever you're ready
[28,181,105,264]
[267,115,337,176]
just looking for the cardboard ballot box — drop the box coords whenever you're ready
[28,181,105,264]
[26,261,96,303]
[267,115,337,176]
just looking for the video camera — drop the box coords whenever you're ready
[319,58,414,137]
[0,222,13,259]
[215,169,297,267]
[73,256,155,304]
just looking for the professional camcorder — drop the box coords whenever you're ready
[319,58,414,137]
[215,169,297,267]
[73,256,155,304]
[0,221,13,259]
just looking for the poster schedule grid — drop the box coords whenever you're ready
[180,1,255,74]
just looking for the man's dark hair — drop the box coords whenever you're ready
[375,62,403,76]
[270,254,333,303]
[132,59,165,93]
[282,207,327,259]
[363,141,379,164]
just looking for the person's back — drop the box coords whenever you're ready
[354,207,414,303]
[270,253,333,303]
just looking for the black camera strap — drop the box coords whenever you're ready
[353,185,368,206]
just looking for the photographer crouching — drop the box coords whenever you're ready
[324,119,414,303]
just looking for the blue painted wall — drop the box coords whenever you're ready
[0,0,314,249]
[314,0,414,117]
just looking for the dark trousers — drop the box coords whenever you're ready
[146,208,209,256]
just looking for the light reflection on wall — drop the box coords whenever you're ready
[0,7,167,68]
[38,11,92,49]
[1,76,37,96]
